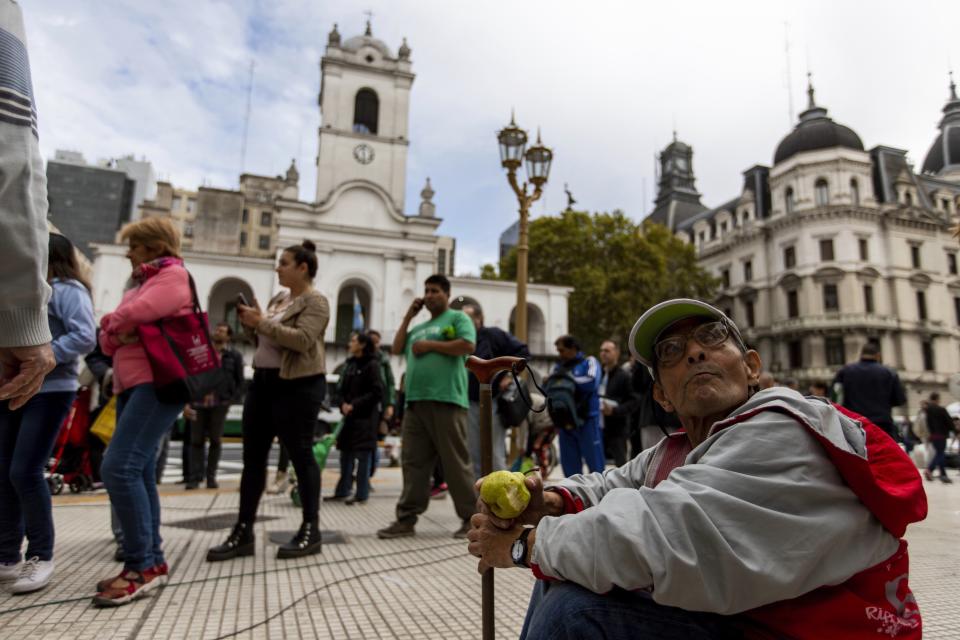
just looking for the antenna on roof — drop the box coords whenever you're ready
[784,21,795,124]
[240,60,256,182]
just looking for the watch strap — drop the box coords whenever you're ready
[513,526,533,568]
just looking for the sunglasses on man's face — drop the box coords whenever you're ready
[654,321,731,368]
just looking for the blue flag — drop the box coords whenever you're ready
[352,289,365,331]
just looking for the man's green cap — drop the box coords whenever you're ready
[628,298,742,368]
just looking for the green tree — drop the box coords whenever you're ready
[479,263,499,280]
[500,210,717,354]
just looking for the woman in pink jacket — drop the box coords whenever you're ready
[92,218,192,607]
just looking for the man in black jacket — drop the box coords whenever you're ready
[598,340,640,466]
[462,305,529,478]
[832,343,906,440]
[923,392,955,484]
[186,323,245,489]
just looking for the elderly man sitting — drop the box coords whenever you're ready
[467,299,926,640]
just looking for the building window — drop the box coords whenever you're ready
[922,341,935,371]
[785,187,795,214]
[437,248,447,275]
[183,222,193,238]
[260,211,272,227]
[353,88,379,135]
[698,231,705,245]
[788,340,803,369]
[819,238,834,262]
[242,209,249,224]
[784,245,796,269]
[186,198,196,213]
[721,269,730,289]
[720,221,727,234]
[240,231,247,247]
[171,195,182,211]
[864,285,874,314]
[815,179,829,207]
[904,191,913,206]
[825,337,845,366]
[850,178,860,206]
[916,290,927,321]
[954,297,960,325]
[787,289,799,318]
[858,238,869,261]
[910,244,921,269]
[258,234,270,250]
[823,284,839,312]
[743,260,753,282]
[745,300,755,328]
[948,252,957,275]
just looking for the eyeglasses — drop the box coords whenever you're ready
[654,321,732,368]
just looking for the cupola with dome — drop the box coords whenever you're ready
[921,73,960,178]
[773,78,864,165]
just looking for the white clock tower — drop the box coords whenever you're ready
[315,21,414,213]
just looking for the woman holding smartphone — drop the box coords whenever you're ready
[208,240,329,561]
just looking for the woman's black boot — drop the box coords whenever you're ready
[276,521,322,559]
[207,522,255,562]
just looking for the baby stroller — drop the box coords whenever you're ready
[46,387,97,494]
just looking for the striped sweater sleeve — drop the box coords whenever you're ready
[0,0,51,347]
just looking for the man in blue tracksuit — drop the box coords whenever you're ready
[552,335,604,476]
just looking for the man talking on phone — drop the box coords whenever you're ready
[377,274,477,540]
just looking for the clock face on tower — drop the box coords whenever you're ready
[674,156,688,171]
[353,143,375,165]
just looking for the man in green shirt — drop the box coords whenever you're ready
[378,275,477,539]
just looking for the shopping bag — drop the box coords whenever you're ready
[90,396,117,445]
[138,273,225,404]
[312,420,346,471]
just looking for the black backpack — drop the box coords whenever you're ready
[544,367,582,431]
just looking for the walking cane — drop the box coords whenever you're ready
[465,355,528,640]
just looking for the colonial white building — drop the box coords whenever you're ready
[89,22,570,367]
[649,79,960,412]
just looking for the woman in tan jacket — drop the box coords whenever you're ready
[208,240,329,561]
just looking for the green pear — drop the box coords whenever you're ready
[480,470,531,519]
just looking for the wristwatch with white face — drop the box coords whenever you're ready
[511,526,533,568]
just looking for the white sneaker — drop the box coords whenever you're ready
[0,562,19,583]
[9,557,54,594]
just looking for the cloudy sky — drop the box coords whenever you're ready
[25,0,960,274]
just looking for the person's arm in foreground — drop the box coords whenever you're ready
[0,1,55,408]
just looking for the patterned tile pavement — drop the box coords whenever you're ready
[0,463,957,639]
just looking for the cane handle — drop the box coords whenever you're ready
[465,355,526,384]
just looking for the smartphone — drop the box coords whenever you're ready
[236,293,250,307]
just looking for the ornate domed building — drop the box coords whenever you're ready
[652,78,960,410]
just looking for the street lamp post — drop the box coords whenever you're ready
[497,113,553,344]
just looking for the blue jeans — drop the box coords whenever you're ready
[927,438,947,476]
[0,391,76,562]
[558,415,605,477]
[520,580,742,640]
[334,449,372,501]
[101,384,181,572]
